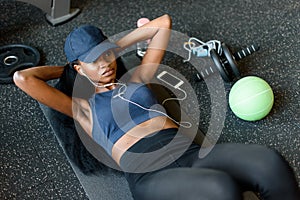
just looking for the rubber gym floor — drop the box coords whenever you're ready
[0,0,299,199]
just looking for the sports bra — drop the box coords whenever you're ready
[89,82,165,155]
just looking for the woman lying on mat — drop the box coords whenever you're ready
[13,14,299,200]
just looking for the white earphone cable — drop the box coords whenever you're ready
[113,84,192,128]
[82,70,192,128]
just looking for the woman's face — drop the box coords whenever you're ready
[76,49,118,85]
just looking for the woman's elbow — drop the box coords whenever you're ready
[161,14,172,29]
[13,70,29,88]
[13,71,23,85]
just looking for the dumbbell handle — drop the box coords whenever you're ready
[233,44,260,61]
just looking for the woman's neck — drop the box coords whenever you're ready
[94,79,118,93]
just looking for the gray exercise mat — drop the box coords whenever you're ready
[66,157,133,200]
[39,103,133,200]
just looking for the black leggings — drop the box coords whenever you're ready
[120,129,300,200]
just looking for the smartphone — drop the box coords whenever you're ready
[157,71,184,89]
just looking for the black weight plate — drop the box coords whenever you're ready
[210,49,231,82]
[222,43,240,80]
[0,44,40,84]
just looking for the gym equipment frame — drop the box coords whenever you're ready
[18,0,80,26]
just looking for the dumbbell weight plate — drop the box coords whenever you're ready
[210,49,231,82]
[222,43,240,80]
[0,44,40,84]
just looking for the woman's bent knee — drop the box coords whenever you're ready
[252,146,294,179]
[248,145,299,199]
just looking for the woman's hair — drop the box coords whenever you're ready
[53,57,127,174]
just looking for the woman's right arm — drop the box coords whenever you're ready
[13,66,74,118]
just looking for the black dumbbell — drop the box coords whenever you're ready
[196,43,260,82]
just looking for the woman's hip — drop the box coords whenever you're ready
[119,128,197,173]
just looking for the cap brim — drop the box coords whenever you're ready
[79,41,119,63]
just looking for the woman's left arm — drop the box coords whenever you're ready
[115,14,172,83]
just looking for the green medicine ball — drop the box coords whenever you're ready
[229,76,274,121]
